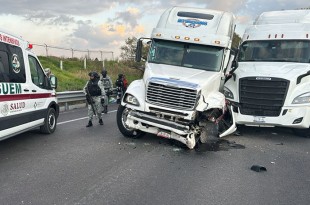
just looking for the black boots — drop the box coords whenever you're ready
[99,119,103,125]
[86,120,103,127]
[102,106,108,114]
[104,106,108,114]
[86,121,93,127]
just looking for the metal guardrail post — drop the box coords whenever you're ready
[65,102,69,111]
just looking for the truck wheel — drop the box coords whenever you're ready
[116,105,144,138]
[40,108,57,134]
[293,128,310,138]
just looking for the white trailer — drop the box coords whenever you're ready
[116,6,237,149]
[224,10,310,137]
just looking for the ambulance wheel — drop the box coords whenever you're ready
[293,128,310,138]
[40,108,57,134]
[116,105,144,138]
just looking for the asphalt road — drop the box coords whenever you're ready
[0,104,309,205]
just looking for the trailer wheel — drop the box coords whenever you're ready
[293,128,310,138]
[40,108,57,134]
[116,105,144,138]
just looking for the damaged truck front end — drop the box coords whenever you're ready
[116,76,236,149]
[116,6,237,149]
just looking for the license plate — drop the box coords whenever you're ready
[157,130,171,138]
[254,116,265,123]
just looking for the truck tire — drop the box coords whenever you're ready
[293,128,310,138]
[116,105,144,138]
[40,108,57,134]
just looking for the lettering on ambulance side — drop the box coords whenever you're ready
[0,33,20,46]
[0,83,22,94]
[0,83,24,116]
[1,101,27,115]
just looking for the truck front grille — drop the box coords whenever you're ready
[239,77,289,117]
[146,82,197,110]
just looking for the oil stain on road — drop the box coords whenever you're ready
[195,139,245,152]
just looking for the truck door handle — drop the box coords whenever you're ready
[32,90,37,92]
[23,89,29,92]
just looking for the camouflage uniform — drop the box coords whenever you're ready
[101,70,113,113]
[115,74,125,104]
[101,76,112,106]
[83,72,106,127]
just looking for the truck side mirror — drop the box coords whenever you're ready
[231,48,239,70]
[50,75,58,89]
[225,53,236,74]
[135,39,143,62]
[232,59,238,69]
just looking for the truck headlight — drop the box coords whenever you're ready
[124,94,140,106]
[223,86,234,99]
[292,92,310,104]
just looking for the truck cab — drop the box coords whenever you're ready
[116,6,237,149]
[0,29,59,140]
[224,10,310,137]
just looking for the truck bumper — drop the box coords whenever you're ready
[126,110,196,149]
[233,105,310,128]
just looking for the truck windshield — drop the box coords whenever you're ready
[238,40,310,63]
[148,39,224,71]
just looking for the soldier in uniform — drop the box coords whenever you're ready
[115,74,124,104]
[100,69,113,114]
[83,71,106,127]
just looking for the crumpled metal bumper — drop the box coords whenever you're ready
[126,110,196,149]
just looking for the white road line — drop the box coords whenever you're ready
[57,109,117,125]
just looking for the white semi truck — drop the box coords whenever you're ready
[224,10,310,137]
[116,6,237,149]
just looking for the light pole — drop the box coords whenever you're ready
[44,44,48,57]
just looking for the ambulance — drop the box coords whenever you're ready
[0,28,59,141]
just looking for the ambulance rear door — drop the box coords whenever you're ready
[0,38,36,139]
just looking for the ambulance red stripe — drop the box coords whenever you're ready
[0,93,53,102]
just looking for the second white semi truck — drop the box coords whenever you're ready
[224,10,310,137]
[116,6,237,149]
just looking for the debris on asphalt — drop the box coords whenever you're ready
[125,142,136,146]
[173,148,182,152]
[276,142,284,145]
[250,165,267,172]
[233,130,242,136]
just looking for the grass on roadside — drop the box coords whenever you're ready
[38,56,144,92]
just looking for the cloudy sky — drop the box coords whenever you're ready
[0,0,309,59]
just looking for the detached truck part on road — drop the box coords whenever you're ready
[0,28,59,140]
[224,10,310,137]
[116,6,237,149]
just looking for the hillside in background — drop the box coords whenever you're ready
[38,56,144,92]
